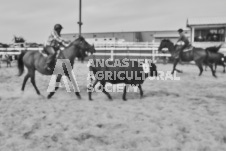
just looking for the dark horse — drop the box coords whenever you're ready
[204,45,225,73]
[18,36,95,99]
[158,39,216,77]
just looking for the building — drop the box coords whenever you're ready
[187,16,226,48]
[62,30,190,44]
[62,16,226,54]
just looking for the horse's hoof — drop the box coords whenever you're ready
[39,94,45,99]
[47,95,52,99]
[76,94,81,99]
[177,70,183,73]
[75,92,81,99]
[108,96,113,100]
[20,91,24,95]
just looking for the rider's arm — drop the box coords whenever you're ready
[52,30,65,44]
[177,34,183,42]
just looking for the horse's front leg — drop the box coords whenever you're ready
[208,63,217,77]
[223,64,226,73]
[65,70,81,99]
[175,68,183,73]
[172,59,180,74]
[88,79,98,101]
[47,74,62,99]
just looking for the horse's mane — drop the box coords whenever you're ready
[162,39,177,48]
[206,44,222,53]
[66,36,85,48]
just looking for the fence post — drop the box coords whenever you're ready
[152,47,155,61]
[110,48,114,61]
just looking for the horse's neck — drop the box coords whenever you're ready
[168,43,175,53]
[60,45,78,63]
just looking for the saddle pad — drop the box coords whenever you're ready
[183,46,193,52]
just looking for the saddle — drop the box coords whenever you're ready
[39,47,48,57]
[182,45,193,52]
[39,46,61,58]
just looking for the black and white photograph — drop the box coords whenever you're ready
[0,0,226,150]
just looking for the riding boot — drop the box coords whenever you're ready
[45,54,55,71]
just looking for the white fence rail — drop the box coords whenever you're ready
[0,42,170,61]
[93,42,160,48]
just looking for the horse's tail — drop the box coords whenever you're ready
[17,50,26,76]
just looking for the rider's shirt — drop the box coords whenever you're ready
[178,33,189,46]
[46,30,64,47]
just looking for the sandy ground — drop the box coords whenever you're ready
[0,61,226,151]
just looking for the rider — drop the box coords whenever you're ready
[175,28,190,59]
[45,24,68,71]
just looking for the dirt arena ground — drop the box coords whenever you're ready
[0,61,226,151]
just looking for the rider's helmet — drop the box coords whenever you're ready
[54,24,63,30]
[178,28,183,33]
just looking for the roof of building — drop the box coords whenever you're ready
[63,29,190,36]
[187,16,226,27]
[154,33,190,38]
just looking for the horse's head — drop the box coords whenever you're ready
[158,39,174,53]
[71,36,96,61]
[84,44,96,56]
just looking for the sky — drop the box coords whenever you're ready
[0,0,226,43]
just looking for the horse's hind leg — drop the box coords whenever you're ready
[88,79,98,101]
[223,64,225,73]
[215,63,217,72]
[22,74,30,91]
[208,63,217,77]
[138,84,144,98]
[122,85,128,101]
[219,61,225,73]
[8,61,11,67]
[195,61,203,76]
[100,81,112,100]
[30,70,41,95]
[205,65,208,71]
[47,74,62,99]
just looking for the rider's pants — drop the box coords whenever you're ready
[45,46,56,68]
